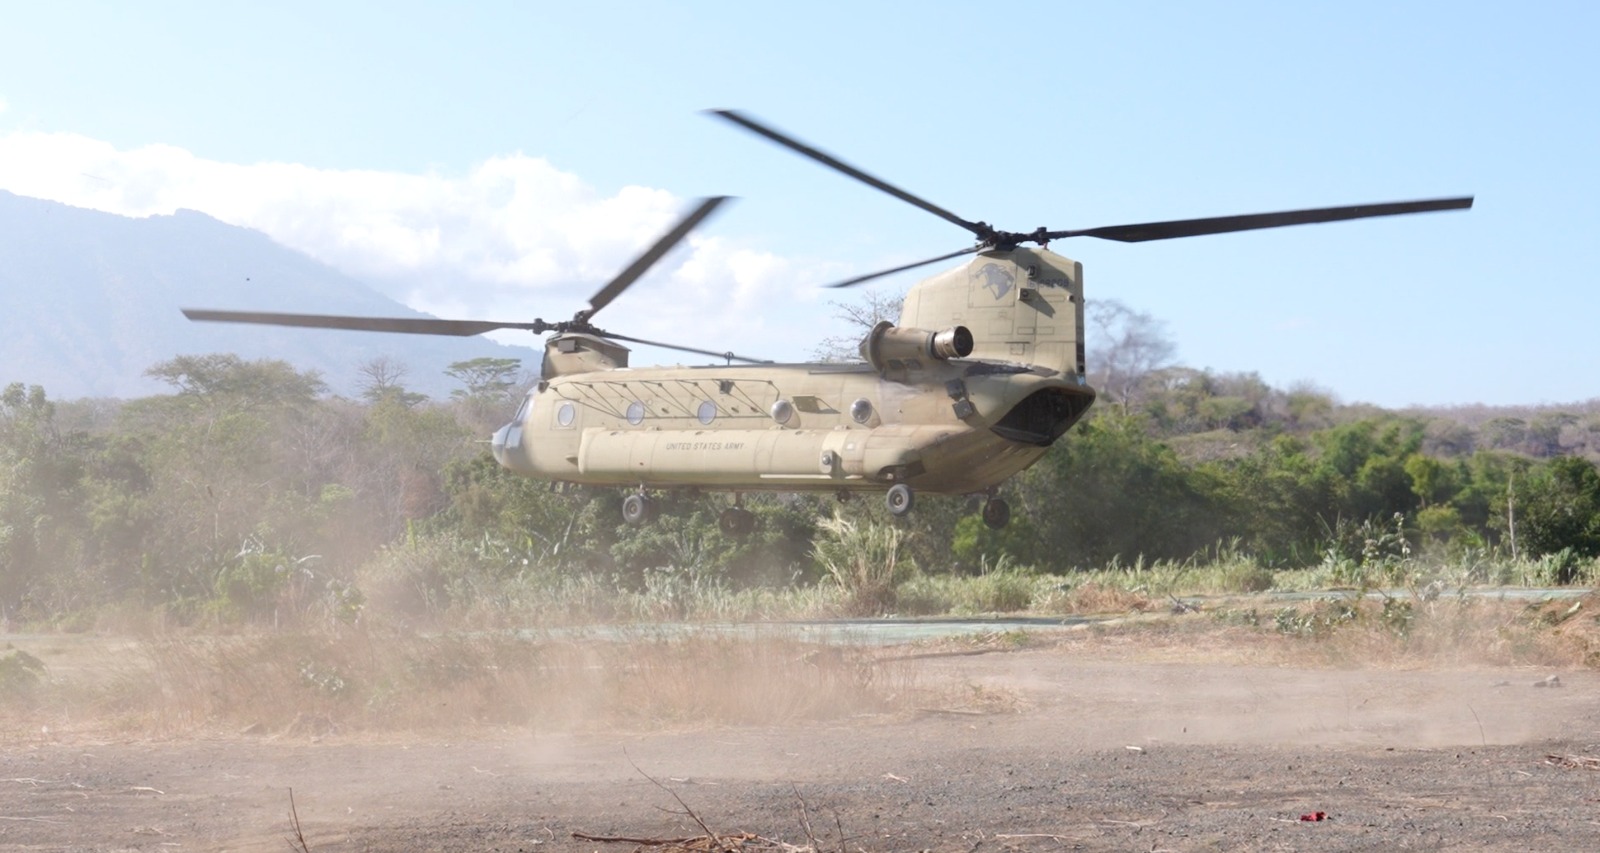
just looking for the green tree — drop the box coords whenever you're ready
[1014,412,1225,568]
[116,356,339,613]
[146,353,326,407]
[445,357,523,403]
[445,357,525,435]
[0,384,90,617]
[1516,455,1600,559]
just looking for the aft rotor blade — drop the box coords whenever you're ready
[709,109,986,238]
[585,196,730,319]
[827,245,985,289]
[1048,197,1475,243]
[183,308,545,337]
[600,331,772,364]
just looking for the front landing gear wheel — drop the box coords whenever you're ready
[982,497,1012,530]
[622,493,656,526]
[719,507,756,537]
[885,483,915,517]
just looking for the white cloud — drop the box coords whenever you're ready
[0,131,665,287]
[0,129,846,362]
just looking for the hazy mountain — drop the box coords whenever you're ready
[0,190,537,400]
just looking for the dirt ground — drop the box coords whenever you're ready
[5,631,1600,852]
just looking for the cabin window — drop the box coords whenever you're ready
[850,399,873,424]
[626,401,646,426]
[770,399,794,425]
[697,400,717,425]
[556,401,576,427]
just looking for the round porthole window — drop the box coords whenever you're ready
[697,400,717,425]
[770,399,794,425]
[850,398,874,424]
[556,401,576,427]
[626,401,646,426]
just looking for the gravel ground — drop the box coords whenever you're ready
[3,639,1599,851]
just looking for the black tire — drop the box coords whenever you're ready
[885,483,915,516]
[982,497,1012,530]
[622,493,652,526]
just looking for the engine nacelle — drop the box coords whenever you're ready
[860,321,974,373]
[542,332,630,378]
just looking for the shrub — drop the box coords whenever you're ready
[812,512,916,616]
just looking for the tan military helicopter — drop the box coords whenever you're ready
[186,111,1472,536]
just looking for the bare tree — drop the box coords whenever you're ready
[1086,299,1177,413]
[811,289,905,362]
[357,356,410,401]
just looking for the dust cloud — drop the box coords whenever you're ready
[3,612,1597,850]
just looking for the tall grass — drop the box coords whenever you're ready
[346,525,1600,627]
[811,512,915,616]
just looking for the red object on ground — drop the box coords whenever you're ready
[1299,811,1328,822]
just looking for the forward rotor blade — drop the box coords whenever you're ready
[599,330,772,364]
[585,196,730,320]
[709,109,985,238]
[1049,197,1475,243]
[826,245,985,289]
[183,308,545,337]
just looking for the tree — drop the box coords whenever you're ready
[0,384,90,616]
[1516,455,1600,559]
[1086,299,1176,413]
[1013,411,1226,568]
[120,357,338,610]
[445,357,526,435]
[146,354,326,408]
[1284,383,1337,431]
[358,356,426,407]
[445,357,523,402]
[811,289,904,362]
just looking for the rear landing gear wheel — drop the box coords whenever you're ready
[885,483,915,517]
[622,493,655,526]
[982,497,1012,530]
[719,507,756,537]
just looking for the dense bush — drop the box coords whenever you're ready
[3,353,1599,627]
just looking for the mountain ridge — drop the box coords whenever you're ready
[0,190,536,400]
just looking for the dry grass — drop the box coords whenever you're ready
[1,628,916,739]
[1032,580,1159,615]
[971,591,1600,672]
[7,591,1598,741]
[1200,591,1600,670]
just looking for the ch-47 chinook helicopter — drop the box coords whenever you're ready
[186,110,1472,537]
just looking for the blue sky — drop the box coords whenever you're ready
[1,1,1595,407]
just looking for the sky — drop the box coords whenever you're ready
[0,0,1595,408]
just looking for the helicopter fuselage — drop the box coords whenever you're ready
[490,246,1096,499]
[492,359,1093,495]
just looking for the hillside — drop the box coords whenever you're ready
[0,191,535,400]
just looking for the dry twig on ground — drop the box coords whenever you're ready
[286,788,312,853]
[572,759,819,853]
[1544,753,1600,770]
